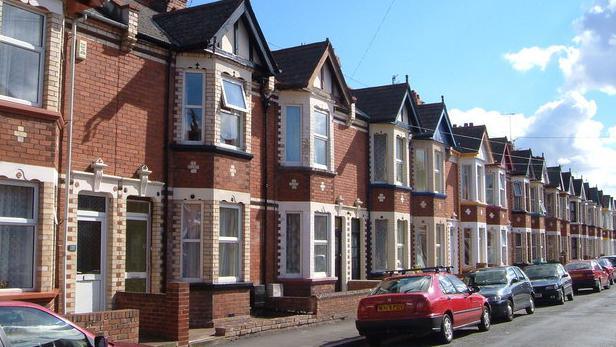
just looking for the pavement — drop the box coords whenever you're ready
[222,287,616,347]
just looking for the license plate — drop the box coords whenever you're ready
[535,293,542,298]
[377,304,405,312]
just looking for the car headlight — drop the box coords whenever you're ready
[549,285,559,290]
[490,295,502,302]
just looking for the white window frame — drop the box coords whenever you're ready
[221,78,248,113]
[284,212,302,276]
[283,105,302,165]
[313,110,330,169]
[218,203,242,283]
[0,2,46,107]
[395,136,406,185]
[499,172,507,208]
[513,181,524,210]
[0,179,37,290]
[461,165,471,200]
[434,150,443,194]
[414,148,427,191]
[313,213,330,277]
[219,109,243,149]
[476,164,484,202]
[435,224,445,267]
[180,202,202,282]
[395,220,406,269]
[486,172,495,205]
[125,200,150,292]
[182,71,205,143]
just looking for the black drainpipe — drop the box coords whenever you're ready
[161,50,173,292]
[260,78,272,285]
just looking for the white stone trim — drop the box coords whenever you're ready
[0,161,58,183]
[71,171,164,201]
[172,187,250,205]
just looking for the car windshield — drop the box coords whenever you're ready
[565,262,591,271]
[603,257,616,267]
[474,269,508,285]
[524,265,559,280]
[371,276,431,295]
[599,259,611,268]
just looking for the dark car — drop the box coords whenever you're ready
[598,258,616,284]
[600,255,616,268]
[356,267,490,345]
[524,263,574,304]
[0,301,143,347]
[565,260,611,293]
[466,266,535,321]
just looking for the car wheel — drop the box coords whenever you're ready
[525,296,535,314]
[478,306,491,332]
[567,290,574,301]
[595,280,602,292]
[605,279,611,290]
[557,288,566,305]
[365,335,382,346]
[504,300,514,322]
[436,314,454,344]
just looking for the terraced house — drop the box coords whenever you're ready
[2,0,616,344]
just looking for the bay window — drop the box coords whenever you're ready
[219,205,241,281]
[373,219,387,271]
[513,181,524,210]
[221,79,248,112]
[436,224,445,267]
[181,203,201,279]
[314,214,329,275]
[396,220,406,269]
[285,213,301,274]
[501,229,508,265]
[514,233,523,263]
[499,173,506,207]
[463,228,472,266]
[395,137,406,185]
[284,106,301,163]
[414,148,427,191]
[313,111,329,168]
[373,134,387,182]
[461,165,471,200]
[434,150,443,193]
[477,165,484,202]
[220,79,247,148]
[0,181,36,289]
[0,3,45,105]
[220,111,242,147]
[486,173,495,205]
[183,72,205,142]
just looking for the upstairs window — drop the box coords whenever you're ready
[499,172,507,208]
[414,148,427,191]
[530,186,538,213]
[434,150,443,193]
[513,181,524,210]
[284,106,301,163]
[486,172,495,205]
[183,72,205,142]
[461,165,471,200]
[476,165,484,202]
[220,111,242,147]
[221,79,247,112]
[313,111,329,168]
[395,137,406,185]
[373,134,387,182]
[0,3,45,106]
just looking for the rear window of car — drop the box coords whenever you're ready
[565,262,591,271]
[599,259,611,267]
[525,264,559,280]
[372,276,431,295]
[604,257,616,266]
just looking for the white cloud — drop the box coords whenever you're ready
[503,45,568,72]
[448,108,535,139]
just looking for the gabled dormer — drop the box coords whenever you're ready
[511,149,533,212]
[546,166,565,218]
[490,137,513,171]
[273,40,355,171]
[452,124,495,204]
[414,100,457,147]
[353,83,421,188]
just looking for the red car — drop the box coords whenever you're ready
[565,260,611,293]
[598,258,616,284]
[0,301,142,347]
[356,267,490,345]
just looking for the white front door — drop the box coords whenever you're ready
[75,195,107,313]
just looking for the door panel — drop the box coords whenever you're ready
[125,219,148,292]
[351,219,360,280]
[76,220,104,313]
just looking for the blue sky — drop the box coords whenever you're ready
[192,0,616,194]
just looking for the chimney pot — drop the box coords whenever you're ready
[469,122,474,126]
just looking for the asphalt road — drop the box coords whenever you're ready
[224,287,616,347]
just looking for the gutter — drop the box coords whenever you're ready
[161,50,174,292]
[260,79,273,285]
[63,13,86,314]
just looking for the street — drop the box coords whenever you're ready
[225,288,616,347]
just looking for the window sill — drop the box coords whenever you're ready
[0,99,63,125]
[170,143,253,160]
[0,289,59,301]
[277,165,337,177]
[370,183,413,192]
[411,191,446,198]
[189,282,253,291]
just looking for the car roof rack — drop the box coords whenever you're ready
[383,266,452,276]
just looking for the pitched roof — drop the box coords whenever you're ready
[511,149,532,176]
[352,83,409,123]
[531,156,545,182]
[602,195,612,208]
[452,125,486,153]
[589,187,600,205]
[153,0,243,50]
[573,178,584,198]
[271,41,329,89]
[415,102,443,136]
[562,171,573,192]
[584,182,591,200]
[546,166,563,189]
[490,137,508,163]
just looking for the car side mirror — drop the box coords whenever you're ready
[95,336,108,347]
[468,286,480,293]
[511,278,519,284]
[562,273,568,278]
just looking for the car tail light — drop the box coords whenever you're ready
[415,297,431,313]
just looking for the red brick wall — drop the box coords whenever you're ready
[333,122,368,204]
[279,279,336,297]
[115,282,189,345]
[313,289,370,319]
[65,309,139,343]
[63,26,167,181]
[0,112,59,168]
[188,287,251,328]
[445,160,459,218]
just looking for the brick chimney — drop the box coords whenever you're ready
[410,90,423,105]
[134,0,187,12]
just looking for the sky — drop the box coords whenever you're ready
[192,0,616,196]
